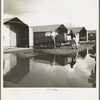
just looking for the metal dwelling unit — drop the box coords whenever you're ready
[87,30,96,41]
[68,27,87,41]
[3,17,33,48]
[31,24,68,47]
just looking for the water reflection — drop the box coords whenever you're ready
[3,48,96,87]
[78,49,87,58]
[88,54,96,87]
[88,66,96,87]
[3,53,17,75]
[33,50,87,68]
[3,53,30,84]
[51,54,77,68]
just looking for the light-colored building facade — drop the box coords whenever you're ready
[3,17,33,48]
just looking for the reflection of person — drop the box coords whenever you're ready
[70,53,77,68]
[50,55,56,66]
[67,30,76,49]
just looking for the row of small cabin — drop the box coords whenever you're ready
[3,17,96,48]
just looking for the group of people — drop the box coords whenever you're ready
[67,30,79,49]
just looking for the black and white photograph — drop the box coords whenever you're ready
[2,0,99,99]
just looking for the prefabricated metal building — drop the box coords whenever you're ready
[3,17,33,48]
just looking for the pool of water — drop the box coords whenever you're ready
[3,48,96,87]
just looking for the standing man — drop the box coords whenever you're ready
[67,30,76,49]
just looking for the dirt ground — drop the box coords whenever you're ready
[4,43,95,59]
[35,43,94,55]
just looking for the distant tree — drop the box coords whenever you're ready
[64,22,75,28]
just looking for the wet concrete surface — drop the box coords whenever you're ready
[3,47,96,87]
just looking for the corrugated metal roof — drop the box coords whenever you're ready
[31,24,65,32]
[68,27,86,33]
[87,30,96,34]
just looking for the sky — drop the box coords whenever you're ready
[3,0,98,30]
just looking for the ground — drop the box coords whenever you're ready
[4,43,95,59]
[3,43,96,87]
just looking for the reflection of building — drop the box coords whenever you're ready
[3,53,30,84]
[78,48,96,59]
[34,54,54,63]
[34,53,77,68]
[78,49,87,59]
[4,17,33,48]
[3,53,17,75]
[55,54,76,67]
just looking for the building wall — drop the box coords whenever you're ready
[34,32,53,45]
[34,32,45,39]
[56,26,68,42]
[3,24,23,47]
[29,27,33,47]
[34,26,68,45]
[88,33,96,40]
[3,23,30,48]
[3,25,10,47]
[10,24,26,47]
[56,33,65,42]
[21,28,29,47]
[79,29,87,41]
[10,24,18,47]
[34,32,67,45]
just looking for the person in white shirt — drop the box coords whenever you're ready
[75,32,79,49]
